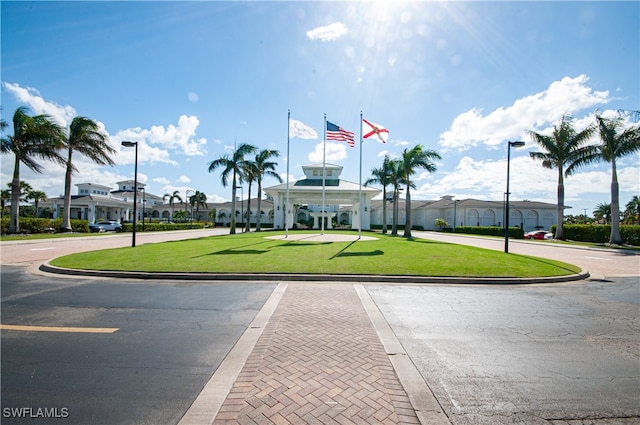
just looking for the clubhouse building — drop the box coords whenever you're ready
[43,164,558,232]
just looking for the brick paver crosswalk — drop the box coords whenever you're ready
[213,284,420,424]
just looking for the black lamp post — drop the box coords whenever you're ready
[505,140,525,253]
[140,187,146,231]
[121,141,138,248]
[236,186,244,232]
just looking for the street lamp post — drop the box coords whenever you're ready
[453,199,458,232]
[505,140,525,253]
[236,186,244,232]
[140,187,146,231]
[121,141,138,248]
[186,189,194,223]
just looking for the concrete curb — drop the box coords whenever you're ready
[38,262,590,285]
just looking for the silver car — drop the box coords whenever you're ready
[89,220,123,233]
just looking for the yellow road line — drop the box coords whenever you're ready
[0,324,119,334]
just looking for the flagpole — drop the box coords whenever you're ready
[285,110,290,238]
[358,111,363,239]
[322,113,326,235]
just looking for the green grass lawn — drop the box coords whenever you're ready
[49,231,581,278]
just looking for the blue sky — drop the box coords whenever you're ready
[2,1,639,217]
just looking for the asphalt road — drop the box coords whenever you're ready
[369,277,640,424]
[1,230,639,424]
[1,266,275,424]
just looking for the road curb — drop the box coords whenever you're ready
[38,262,590,285]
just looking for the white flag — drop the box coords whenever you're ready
[289,118,318,139]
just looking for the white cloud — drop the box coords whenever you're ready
[308,141,348,163]
[439,75,610,151]
[306,22,348,42]
[177,175,191,183]
[3,82,76,126]
[153,177,171,185]
[411,153,639,210]
[142,115,207,156]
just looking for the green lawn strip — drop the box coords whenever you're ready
[49,231,581,277]
[0,232,111,241]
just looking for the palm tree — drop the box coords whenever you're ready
[208,143,257,234]
[163,190,182,221]
[365,155,394,234]
[60,116,115,232]
[242,160,258,232]
[399,145,441,238]
[386,159,404,236]
[189,190,208,221]
[1,189,10,221]
[27,190,47,218]
[253,149,282,231]
[593,202,611,224]
[580,116,640,244]
[625,195,640,225]
[0,107,65,233]
[528,115,596,240]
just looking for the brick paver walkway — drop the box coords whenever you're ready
[213,284,420,424]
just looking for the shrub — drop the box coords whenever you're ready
[551,224,640,246]
[454,226,524,239]
[121,222,205,232]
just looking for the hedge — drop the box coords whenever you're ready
[550,224,640,246]
[121,222,206,232]
[1,218,89,234]
[452,226,525,239]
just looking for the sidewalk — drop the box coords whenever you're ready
[180,283,450,425]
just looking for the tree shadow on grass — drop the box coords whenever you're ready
[335,249,384,257]
[274,241,333,247]
[329,240,384,259]
[207,248,269,255]
[191,239,275,258]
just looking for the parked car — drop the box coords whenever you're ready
[524,230,552,240]
[89,220,122,233]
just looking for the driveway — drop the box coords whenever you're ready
[2,230,639,424]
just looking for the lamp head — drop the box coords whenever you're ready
[121,141,137,147]
[509,141,525,148]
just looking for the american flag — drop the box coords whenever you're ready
[326,121,355,147]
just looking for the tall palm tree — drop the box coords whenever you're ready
[27,190,47,218]
[579,116,640,244]
[528,115,596,240]
[163,190,182,221]
[1,189,10,221]
[625,195,640,225]
[189,190,208,221]
[253,149,282,231]
[365,155,394,234]
[399,145,441,238]
[242,160,258,232]
[208,143,257,234]
[60,116,115,231]
[386,159,404,236]
[0,107,65,233]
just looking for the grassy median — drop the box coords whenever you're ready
[48,230,581,278]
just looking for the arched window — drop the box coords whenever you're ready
[482,209,496,226]
[467,209,479,226]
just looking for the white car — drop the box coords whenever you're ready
[89,220,123,233]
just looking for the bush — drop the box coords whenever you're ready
[551,224,640,246]
[454,226,524,239]
[0,218,89,234]
[121,222,205,232]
